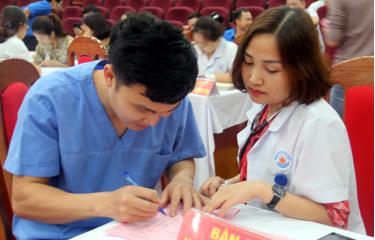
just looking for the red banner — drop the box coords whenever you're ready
[178,210,285,240]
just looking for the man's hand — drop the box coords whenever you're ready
[160,176,203,216]
[105,185,160,223]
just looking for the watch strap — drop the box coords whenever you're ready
[266,184,286,210]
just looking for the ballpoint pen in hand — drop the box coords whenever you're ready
[123,171,167,215]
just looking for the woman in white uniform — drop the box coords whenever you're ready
[201,6,365,234]
[0,5,31,61]
[192,14,237,83]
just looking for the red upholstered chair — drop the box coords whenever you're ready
[126,0,148,11]
[239,6,264,19]
[267,0,286,8]
[104,0,126,11]
[63,17,82,36]
[200,6,229,25]
[0,83,29,240]
[15,0,38,7]
[139,6,165,19]
[0,59,40,240]
[236,0,264,8]
[82,0,102,7]
[165,7,194,25]
[95,5,110,17]
[149,0,174,12]
[63,0,72,7]
[344,86,374,237]
[63,6,83,20]
[77,55,94,64]
[110,6,136,21]
[0,1,14,12]
[2,83,29,145]
[175,0,201,11]
[202,0,232,9]
[330,56,374,236]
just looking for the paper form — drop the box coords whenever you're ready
[106,208,240,240]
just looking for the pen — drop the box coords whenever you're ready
[123,171,167,216]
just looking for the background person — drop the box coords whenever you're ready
[32,13,73,67]
[80,12,111,49]
[224,8,253,43]
[0,5,31,61]
[192,15,238,83]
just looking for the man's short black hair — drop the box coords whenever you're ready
[187,12,201,21]
[232,8,250,22]
[108,13,198,104]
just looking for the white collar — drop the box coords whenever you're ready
[246,101,300,132]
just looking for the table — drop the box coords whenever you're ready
[188,90,252,188]
[70,204,372,240]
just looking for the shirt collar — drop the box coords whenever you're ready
[246,101,300,132]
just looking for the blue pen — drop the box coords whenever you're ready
[123,172,167,215]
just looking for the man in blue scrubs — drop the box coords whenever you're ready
[224,9,252,42]
[4,13,206,239]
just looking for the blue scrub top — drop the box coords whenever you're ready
[24,0,52,37]
[4,60,206,239]
[223,28,236,42]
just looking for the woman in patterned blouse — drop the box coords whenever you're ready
[32,13,72,67]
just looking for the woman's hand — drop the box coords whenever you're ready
[204,180,270,217]
[199,176,225,198]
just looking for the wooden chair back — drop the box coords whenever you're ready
[67,36,107,66]
[0,59,40,240]
[330,56,374,91]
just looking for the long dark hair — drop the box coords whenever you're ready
[82,13,110,40]
[192,15,223,41]
[0,6,27,43]
[32,13,67,37]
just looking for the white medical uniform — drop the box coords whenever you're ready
[237,99,365,234]
[194,37,238,78]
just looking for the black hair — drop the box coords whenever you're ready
[31,13,66,37]
[83,4,101,15]
[192,16,223,41]
[210,12,224,23]
[82,12,110,40]
[0,6,27,43]
[187,12,201,21]
[231,8,250,22]
[108,13,198,104]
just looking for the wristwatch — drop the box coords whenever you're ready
[266,184,286,210]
